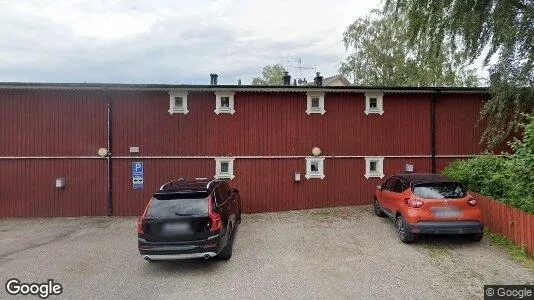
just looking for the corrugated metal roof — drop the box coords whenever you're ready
[0,81,490,94]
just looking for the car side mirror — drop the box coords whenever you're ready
[376,185,382,191]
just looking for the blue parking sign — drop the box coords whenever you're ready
[132,162,144,190]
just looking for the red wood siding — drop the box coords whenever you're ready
[0,87,489,217]
[435,93,486,155]
[0,159,107,217]
[0,89,107,156]
[111,91,432,156]
[112,157,431,215]
[112,159,213,216]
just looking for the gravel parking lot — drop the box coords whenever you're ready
[0,205,532,299]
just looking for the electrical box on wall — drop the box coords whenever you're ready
[55,178,66,189]
[294,172,301,182]
[129,147,140,155]
[405,164,414,173]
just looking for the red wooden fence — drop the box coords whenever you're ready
[473,192,534,257]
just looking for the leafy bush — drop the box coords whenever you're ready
[442,115,534,214]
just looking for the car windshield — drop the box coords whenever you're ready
[147,192,209,218]
[413,182,467,199]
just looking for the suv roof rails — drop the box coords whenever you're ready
[159,177,219,191]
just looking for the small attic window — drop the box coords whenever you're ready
[214,91,235,115]
[306,92,325,115]
[305,157,325,179]
[168,90,189,115]
[369,97,378,108]
[174,97,184,108]
[215,157,235,179]
[364,92,384,115]
[364,156,385,179]
[221,97,230,107]
[311,97,320,108]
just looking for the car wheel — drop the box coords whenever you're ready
[470,232,484,242]
[217,228,234,260]
[237,206,242,224]
[373,198,386,217]
[396,215,416,243]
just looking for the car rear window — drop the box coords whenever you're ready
[413,182,467,199]
[147,192,209,218]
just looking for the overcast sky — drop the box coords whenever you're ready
[0,0,380,84]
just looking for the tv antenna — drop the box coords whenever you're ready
[286,58,316,79]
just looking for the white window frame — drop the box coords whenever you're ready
[214,91,235,115]
[364,156,385,179]
[306,92,325,115]
[214,157,235,180]
[364,92,384,115]
[305,157,325,179]
[168,90,189,115]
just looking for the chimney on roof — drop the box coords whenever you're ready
[210,73,218,85]
[314,72,323,86]
[293,79,297,86]
[238,79,242,85]
[282,71,291,86]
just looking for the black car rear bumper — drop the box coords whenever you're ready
[138,235,222,260]
[407,221,484,234]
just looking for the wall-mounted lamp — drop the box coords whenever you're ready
[55,178,66,189]
[129,146,140,155]
[405,164,414,173]
[311,147,321,156]
[97,147,109,157]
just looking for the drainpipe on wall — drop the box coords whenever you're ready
[105,87,113,216]
[431,91,440,174]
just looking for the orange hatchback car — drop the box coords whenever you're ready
[373,173,484,243]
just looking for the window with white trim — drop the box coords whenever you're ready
[364,156,385,179]
[364,92,384,115]
[306,92,325,115]
[168,90,189,115]
[305,157,325,179]
[214,91,235,114]
[214,157,235,179]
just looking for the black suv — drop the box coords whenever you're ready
[137,178,242,261]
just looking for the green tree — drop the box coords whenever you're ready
[252,64,287,85]
[340,8,479,87]
[386,0,534,149]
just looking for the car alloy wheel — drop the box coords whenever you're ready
[373,200,380,214]
[397,217,405,240]
[373,198,386,217]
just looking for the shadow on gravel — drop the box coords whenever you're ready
[143,258,226,274]
[416,234,482,245]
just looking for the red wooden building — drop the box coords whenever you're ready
[0,76,489,217]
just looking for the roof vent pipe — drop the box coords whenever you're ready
[282,71,291,86]
[314,72,323,86]
[210,73,218,85]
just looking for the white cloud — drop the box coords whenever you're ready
[0,0,379,84]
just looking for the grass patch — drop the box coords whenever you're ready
[485,230,534,270]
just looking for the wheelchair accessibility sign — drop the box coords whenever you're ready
[132,162,144,190]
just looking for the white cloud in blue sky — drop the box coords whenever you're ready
[0,0,379,84]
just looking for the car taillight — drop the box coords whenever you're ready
[404,197,424,208]
[467,197,477,207]
[208,195,222,232]
[137,200,150,235]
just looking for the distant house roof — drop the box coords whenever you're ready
[322,74,351,86]
[305,74,351,86]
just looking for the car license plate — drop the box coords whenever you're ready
[433,209,459,219]
[164,223,190,232]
